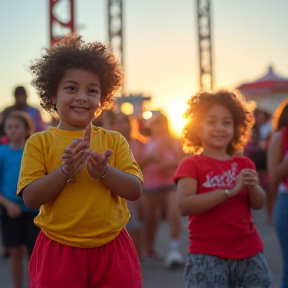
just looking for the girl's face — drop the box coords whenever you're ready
[113,114,131,138]
[5,117,28,143]
[199,105,234,152]
[53,68,101,130]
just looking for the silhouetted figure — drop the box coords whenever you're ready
[0,86,46,139]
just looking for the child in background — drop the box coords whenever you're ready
[17,35,143,288]
[0,111,39,288]
[174,90,272,288]
[113,112,146,258]
[142,113,185,268]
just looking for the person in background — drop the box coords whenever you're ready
[141,113,185,269]
[113,112,146,258]
[92,109,115,130]
[175,90,272,288]
[0,86,46,141]
[244,108,272,188]
[267,99,288,288]
[0,111,39,288]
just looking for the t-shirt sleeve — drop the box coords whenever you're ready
[17,133,47,196]
[245,157,256,170]
[113,133,143,183]
[173,156,199,183]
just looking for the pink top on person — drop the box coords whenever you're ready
[173,155,264,259]
[143,138,182,189]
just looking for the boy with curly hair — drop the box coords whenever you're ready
[174,90,272,287]
[17,35,143,288]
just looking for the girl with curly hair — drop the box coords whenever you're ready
[16,35,143,288]
[173,90,272,288]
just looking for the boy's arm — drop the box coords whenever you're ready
[20,136,89,210]
[22,167,69,210]
[100,167,142,201]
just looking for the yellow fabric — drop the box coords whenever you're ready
[17,126,143,248]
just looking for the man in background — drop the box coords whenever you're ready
[0,86,46,141]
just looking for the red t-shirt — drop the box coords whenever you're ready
[173,155,264,259]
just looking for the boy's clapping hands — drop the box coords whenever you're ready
[61,124,113,179]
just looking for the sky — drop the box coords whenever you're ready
[0,0,288,135]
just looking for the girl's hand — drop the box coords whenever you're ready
[230,170,246,197]
[6,201,22,219]
[243,168,259,188]
[86,150,113,180]
[61,125,91,178]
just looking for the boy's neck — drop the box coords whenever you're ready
[9,139,26,150]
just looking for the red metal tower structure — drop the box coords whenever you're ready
[49,0,75,47]
[196,0,213,90]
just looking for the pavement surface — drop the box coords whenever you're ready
[0,208,282,288]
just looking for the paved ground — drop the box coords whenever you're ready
[0,208,282,288]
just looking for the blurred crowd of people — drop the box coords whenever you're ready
[0,83,288,288]
[92,110,185,268]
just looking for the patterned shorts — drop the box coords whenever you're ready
[184,252,273,288]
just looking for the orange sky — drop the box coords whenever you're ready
[1,0,288,135]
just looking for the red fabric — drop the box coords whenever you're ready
[173,155,264,259]
[281,127,288,190]
[29,229,142,288]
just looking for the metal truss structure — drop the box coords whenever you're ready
[107,0,124,69]
[196,0,213,90]
[49,0,75,47]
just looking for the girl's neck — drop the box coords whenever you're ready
[201,149,231,160]
[9,139,26,150]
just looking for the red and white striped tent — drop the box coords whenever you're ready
[237,66,288,113]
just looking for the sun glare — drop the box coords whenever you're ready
[165,103,188,138]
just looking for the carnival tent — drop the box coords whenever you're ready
[238,66,288,98]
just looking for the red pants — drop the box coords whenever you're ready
[29,229,142,288]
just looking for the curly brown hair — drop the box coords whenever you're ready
[29,35,123,115]
[183,89,255,155]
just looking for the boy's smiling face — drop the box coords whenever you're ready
[53,68,101,131]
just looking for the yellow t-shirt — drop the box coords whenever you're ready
[17,126,143,248]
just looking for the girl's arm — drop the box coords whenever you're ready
[177,173,244,216]
[177,178,228,215]
[247,185,266,210]
[243,169,265,210]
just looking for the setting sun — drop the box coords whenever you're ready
[165,102,188,138]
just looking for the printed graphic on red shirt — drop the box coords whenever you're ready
[203,162,238,188]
